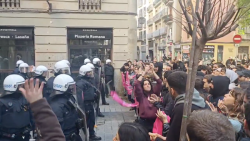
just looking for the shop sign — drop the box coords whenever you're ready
[0,27,33,39]
[67,28,113,40]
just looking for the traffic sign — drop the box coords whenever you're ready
[233,35,242,44]
[138,17,146,24]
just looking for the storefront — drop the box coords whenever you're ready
[182,45,189,61]
[0,27,34,90]
[67,28,113,75]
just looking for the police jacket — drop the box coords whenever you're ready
[0,93,32,136]
[76,76,96,101]
[48,94,79,138]
[18,73,29,80]
[12,67,19,74]
[47,76,55,93]
[104,64,114,76]
[34,76,50,99]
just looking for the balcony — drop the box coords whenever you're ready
[164,14,173,24]
[80,0,101,10]
[147,33,153,39]
[0,0,20,8]
[147,18,153,25]
[153,11,163,22]
[153,0,161,7]
[159,27,168,35]
[153,29,161,38]
[147,4,153,12]
[164,0,174,6]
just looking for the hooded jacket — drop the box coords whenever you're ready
[226,69,238,90]
[166,89,207,141]
[209,76,230,99]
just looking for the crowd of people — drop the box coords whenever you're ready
[115,58,250,141]
[0,58,115,141]
[3,56,250,141]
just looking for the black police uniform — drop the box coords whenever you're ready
[18,73,29,80]
[76,76,97,138]
[0,93,32,141]
[11,67,19,74]
[93,65,107,104]
[34,76,50,100]
[49,93,82,141]
[104,63,114,94]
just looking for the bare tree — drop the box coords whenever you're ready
[166,0,250,140]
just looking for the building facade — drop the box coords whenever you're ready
[137,0,148,61]
[0,0,137,90]
[146,0,181,61]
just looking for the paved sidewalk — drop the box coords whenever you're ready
[95,97,135,141]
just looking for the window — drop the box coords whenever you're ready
[79,0,101,10]
[217,45,223,62]
[0,0,20,8]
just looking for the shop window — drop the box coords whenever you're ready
[202,45,214,65]
[0,0,20,8]
[217,45,223,62]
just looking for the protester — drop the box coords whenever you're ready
[187,110,235,141]
[165,71,207,141]
[134,65,162,132]
[113,122,150,141]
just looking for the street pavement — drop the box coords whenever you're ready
[95,97,135,141]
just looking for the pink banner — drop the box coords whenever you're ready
[111,91,139,108]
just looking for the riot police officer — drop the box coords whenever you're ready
[0,74,32,141]
[76,65,101,141]
[47,60,71,94]
[49,74,82,141]
[104,59,115,95]
[34,65,50,99]
[12,60,24,74]
[86,63,105,117]
[84,58,91,65]
[93,58,109,105]
[18,63,29,80]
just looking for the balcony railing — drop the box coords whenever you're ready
[0,0,20,8]
[147,18,154,25]
[147,4,153,12]
[160,27,168,35]
[153,11,163,22]
[79,0,101,11]
[153,0,161,7]
[147,33,153,39]
[164,14,173,24]
[153,29,161,38]
[163,0,173,6]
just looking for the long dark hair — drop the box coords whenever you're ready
[140,79,153,97]
[118,122,150,141]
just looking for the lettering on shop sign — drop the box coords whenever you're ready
[74,34,105,39]
[0,29,17,32]
[0,35,30,39]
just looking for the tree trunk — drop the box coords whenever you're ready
[179,39,205,141]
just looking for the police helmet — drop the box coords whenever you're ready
[84,58,91,64]
[16,60,24,67]
[54,61,71,75]
[79,65,93,77]
[34,65,48,77]
[1,74,25,97]
[86,63,95,69]
[19,63,29,73]
[93,58,101,65]
[60,60,70,67]
[106,59,111,64]
[52,74,76,96]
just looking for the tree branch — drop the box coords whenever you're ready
[196,12,208,38]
